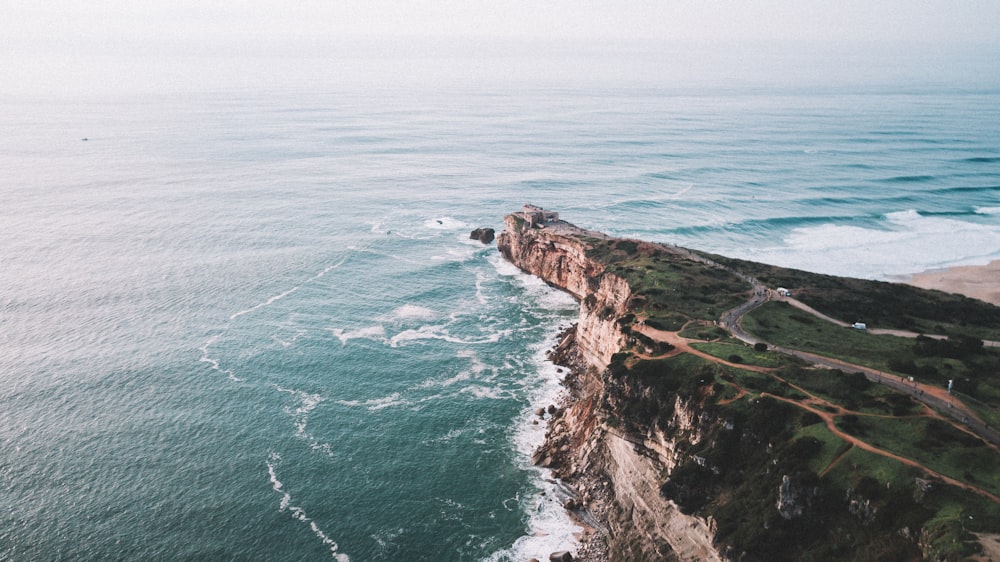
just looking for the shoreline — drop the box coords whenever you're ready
[900,260,1000,306]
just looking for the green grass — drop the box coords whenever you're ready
[777,366,925,416]
[821,445,919,493]
[742,301,915,370]
[584,238,751,326]
[819,446,1000,559]
[724,368,808,401]
[795,422,849,475]
[702,251,1000,341]
[691,340,794,368]
[959,393,1000,432]
[678,323,727,341]
[836,416,1000,497]
[744,300,1000,408]
[569,233,1000,557]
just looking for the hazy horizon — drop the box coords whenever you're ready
[5,2,1000,97]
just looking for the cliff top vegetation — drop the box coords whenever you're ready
[566,228,1000,560]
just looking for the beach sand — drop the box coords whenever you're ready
[904,260,1000,306]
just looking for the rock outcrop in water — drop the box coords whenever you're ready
[469,227,495,244]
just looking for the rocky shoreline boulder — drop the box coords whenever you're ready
[469,227,495,244]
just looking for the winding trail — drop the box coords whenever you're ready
[627,278,1000,504]
[703,259,1000,448]
[763,391,1000,504]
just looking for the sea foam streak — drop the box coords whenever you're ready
[198,334,243,382]
[388,325,510,347]
[329,325,386,345]
[275,386,334,456]
[202,260,347,382]
[230,260,345,320]
[487,331,583,562]
[389,304,437,320]
[267,453,350,561]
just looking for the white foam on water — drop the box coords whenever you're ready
[491,254,579,310]
[198,334,244,382]
[329,325,386,346]
[337,392,408,412]
[423,427,468,444]
[388,304,437,321]
[487,252,582,561]
[274,386,335,457]
[976,206,1000,215]
[475,270,489,305]
[370,527,405,557]
[272,329,308,348]
[432,240,484,263]
[747,209,1000,279]
[230,260,345,321]
[230,286,299,320]
[267,453,350,561]
[202,260,349,383]
[486,329,582,562]
[417,370,471,389]
[275,386,321,438]
[388,324,510,348]
[459,385,506,400]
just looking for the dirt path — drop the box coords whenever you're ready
[633,324,775,374]
[627,324,1000,504]
[765,392,1000,504]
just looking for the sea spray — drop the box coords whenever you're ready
[486,254,583,561]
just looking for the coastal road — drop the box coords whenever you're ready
[715,278,1000,448]
[649,240,1000,448]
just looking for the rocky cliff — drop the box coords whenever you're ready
[497,215,722,561]
[497,215,629,368]
[499,212,1000,562]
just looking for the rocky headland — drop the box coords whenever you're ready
[497,207,1000,561]
[498,211,721,560]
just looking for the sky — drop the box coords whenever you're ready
[4,1,1000,96]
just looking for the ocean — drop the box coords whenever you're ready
[2,81,999,560]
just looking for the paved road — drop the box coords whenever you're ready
[694,254,1000,448]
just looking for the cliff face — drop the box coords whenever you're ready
[498,216,721,561]
[498,213,992,561]
[497,216,629,368]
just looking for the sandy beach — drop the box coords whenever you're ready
[904,260,1000,306]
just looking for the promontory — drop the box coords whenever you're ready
[498,205,1000,561]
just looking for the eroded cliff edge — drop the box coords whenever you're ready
[499,210,1000,562]
[498,214,722,561]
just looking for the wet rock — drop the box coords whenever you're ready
[549,551,574,562]
[469,228,495,244]
[531,449,547,465]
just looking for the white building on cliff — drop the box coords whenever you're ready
[518,204,559,227]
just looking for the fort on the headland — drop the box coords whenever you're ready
[516,204,559,228]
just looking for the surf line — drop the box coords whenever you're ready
[200,258,348,382]
[268,453,350,561]
[230,259,346,321]
[199,334,243,382]
[274,385,335,457]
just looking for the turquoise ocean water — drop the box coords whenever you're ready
[2,83,999,560]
